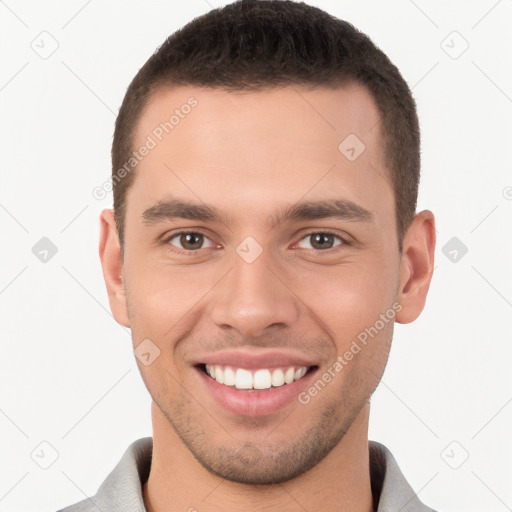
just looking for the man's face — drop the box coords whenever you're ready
[117,84,404,483]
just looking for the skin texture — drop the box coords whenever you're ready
[99,84,436,512]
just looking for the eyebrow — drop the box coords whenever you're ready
[141,198,374,228]
[142,199,231,226]
[269,199,373,228]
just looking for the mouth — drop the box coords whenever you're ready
[194,358,319,417]
[198,363,317,390]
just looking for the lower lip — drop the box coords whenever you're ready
[196,367,317,418]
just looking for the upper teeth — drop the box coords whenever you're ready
[205,364,309,390]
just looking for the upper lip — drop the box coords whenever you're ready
[193,349,317,370]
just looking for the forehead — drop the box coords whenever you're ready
[135,83,382,153]
[127,84,392,228]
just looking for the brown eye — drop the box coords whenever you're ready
[297,233,344,251]
[167,232,214,251]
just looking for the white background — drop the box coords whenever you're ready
[1,1,511,511]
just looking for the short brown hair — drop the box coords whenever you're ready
[112,0,420,253]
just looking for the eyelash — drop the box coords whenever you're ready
[295,231,348,252]
[162,231,218,255]
[161,230,350,255]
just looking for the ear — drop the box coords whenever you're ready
[395,210,436,324]
[98,208,130,327]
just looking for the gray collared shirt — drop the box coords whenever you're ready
[58,438,437,512]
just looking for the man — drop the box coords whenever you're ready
[60,1,436,510]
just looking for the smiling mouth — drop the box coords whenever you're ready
[198,363,318,391]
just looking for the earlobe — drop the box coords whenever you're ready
[98,209,130,327]
[395,210,436,324]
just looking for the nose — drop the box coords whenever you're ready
[208,248,300,339]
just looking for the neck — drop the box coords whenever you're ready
[143,402,374,512]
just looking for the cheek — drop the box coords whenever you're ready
[125,261,218,343]
[290,258,399,338]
